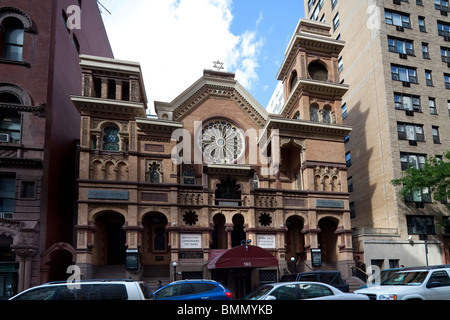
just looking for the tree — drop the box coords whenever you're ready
[391,151,450,210]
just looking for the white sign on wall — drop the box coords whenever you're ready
[256,234,276,249]
[180,234,202,249]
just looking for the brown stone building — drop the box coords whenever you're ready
[310,0,450,270]
[0,0,113,297]
[72,19,354,297]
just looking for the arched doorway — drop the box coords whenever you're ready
[285,216,305,270]
[211,213,226,249]
[94,212,126,265]
[318,217,339,264]
[231,214,246,247]
[141,212,169,278]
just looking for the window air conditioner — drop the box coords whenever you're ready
[444,36,450,42]
[402,81,410,87]
[396,26,404,32]
[393,0,401,4]
[405,110,414,116]
[0,212,13,219]
[409,140,418,146]
[0,133,10,143]
[399,53,407,59]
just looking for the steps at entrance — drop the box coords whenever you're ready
[348,276,366,293]
[143,265,171,291]
[92,265,126,280]
[145,276,172,292]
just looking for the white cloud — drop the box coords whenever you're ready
[101,0,264,115]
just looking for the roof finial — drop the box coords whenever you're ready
[212,60,224,71]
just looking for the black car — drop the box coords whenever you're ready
[280,271,349,292]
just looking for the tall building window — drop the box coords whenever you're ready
[391,65,417,83]
[341,102,347,119]
[345,151,351,167]
[407,216,435,234]
[385,10,411,28]
[397,122,425,142]
[429,98,437,114]
[0,175,15,216]
[333,12,340,30]
[102,126,120,151]
[432,126,441,144]
[1,18,24,61]
[0,110,21,144]
[400,152,426,170]
[444,73,450,89]
[394,93,421,112]
[435,0,450,12]
[425,70,433,86]
[422,43,430,59]
[441,46,450,62]
[388,37,414,55]
[438,21,450,38]
[418,16,426,32]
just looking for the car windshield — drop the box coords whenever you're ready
[382,271,428,286]
[241,285,273,300]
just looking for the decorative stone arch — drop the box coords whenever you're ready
[0,83,33,105]
[40,242,76,283]
[307,59,329,81]
[139,209,170,226]
[317,215,341,264]
[89,207,128,223]
[285,214,307,267]
[0,7,35,33]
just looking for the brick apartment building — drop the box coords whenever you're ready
[0,0,113,297]
[306,0,450,270]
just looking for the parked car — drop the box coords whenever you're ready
[9,279,153,300]
[359,267,404,289]
[355,265,450,300]
[241,282,369,300]
[280,270,349,292]
[153,279,234,300]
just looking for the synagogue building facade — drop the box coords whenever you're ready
[72,19,354,297]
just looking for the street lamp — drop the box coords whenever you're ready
[291,257,296,273]
[172,261,178,282]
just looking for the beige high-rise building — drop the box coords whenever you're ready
[304,0,450,271]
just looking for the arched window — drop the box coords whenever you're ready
[323,105,332,123]
[310,104,319,122]
[102,126,120,151]
[148,162,161,183]
[289,70,298,93]
[1,18,24,61]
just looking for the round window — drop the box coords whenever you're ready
[198,120,244,164]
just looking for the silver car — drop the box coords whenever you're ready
[241,282,369,300]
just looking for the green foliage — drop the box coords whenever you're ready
[391,151,450,210]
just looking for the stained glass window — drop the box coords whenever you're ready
[102,126,120,151]
[199,120,244,164]
[183,166,195,185]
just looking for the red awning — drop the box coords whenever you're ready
[207,245,278,270]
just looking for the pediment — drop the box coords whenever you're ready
[154,70,268,128]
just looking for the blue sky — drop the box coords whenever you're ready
[99,0,305,113]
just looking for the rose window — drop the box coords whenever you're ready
[198,120,244,164]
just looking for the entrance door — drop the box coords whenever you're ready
[234,269,251,299]
[107,220,126,265]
